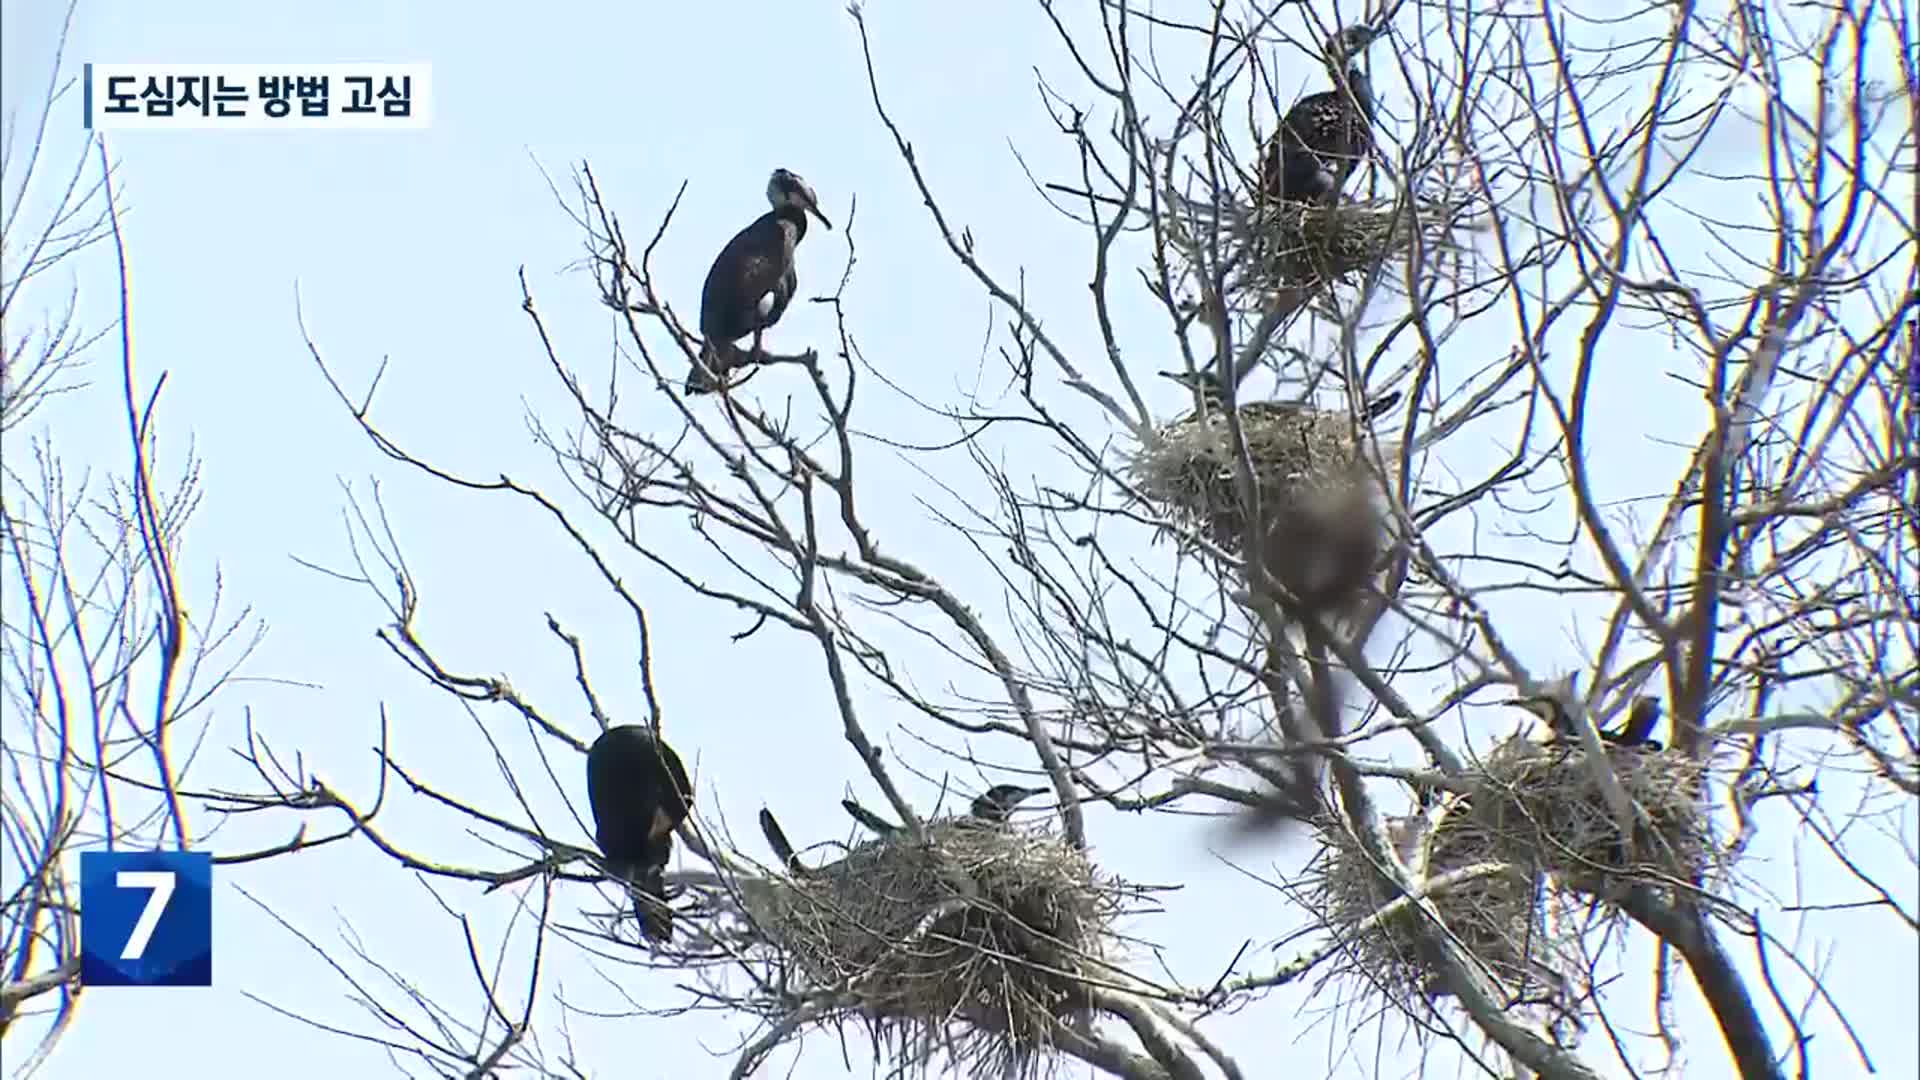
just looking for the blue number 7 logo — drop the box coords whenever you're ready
[79,851,213,987]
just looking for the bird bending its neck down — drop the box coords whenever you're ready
[687,168,834,395]
[966,784,1048,825]
[584,725,694,943]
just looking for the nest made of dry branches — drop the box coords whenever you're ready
[747,819,1125,1078]
[1243,198,1438,286]
[1472,737,1713,898]
[1308,800,1576,1014]
[1128,402,1391,615]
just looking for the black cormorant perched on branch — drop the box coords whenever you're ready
[585,725,692,942]
[1508,693,1668,752]
[687,168,833,394]
[1259,23,1384,207]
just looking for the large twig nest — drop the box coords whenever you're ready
[1128,403,1390,615]
[1244,199,1428,286]
[1308,803,1575,1014]
[1471,737,1712,897]
[1162,192,1464,301]
[747,820,1126,1078]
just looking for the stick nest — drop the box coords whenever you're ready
[1472,737,1712,896]
[1128,403,1389,614]
[1308,804,1573,1012]
[1245,199,1427,286]
[749,820,1125,1077]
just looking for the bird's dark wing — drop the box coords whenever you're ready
[586,730,653,869]
[700,217,766,341]
[699,214,794,344]
[840,798,901,837]
[1274,91,1372,202]
[759,808,802,873]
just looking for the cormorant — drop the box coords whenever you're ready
[687,168,833,395]
[1158,368,1402,424]
[585,725,692,942]
[962,784,1049,825]
[1507,693,1668,752]
[1258,23,1384,207]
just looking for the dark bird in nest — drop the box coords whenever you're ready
[840,784,1050,837]
[1158,367,1402,425]
[687,168,833,395]
[1507,693,1669,752]
[1259,23,1385,208]
[585,726,692,942]
[960,784,1050,826]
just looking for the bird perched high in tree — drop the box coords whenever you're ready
[584,725,693,942]
[686,168,833,395]
[1259,23,1385,207]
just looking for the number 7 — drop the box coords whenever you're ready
[116,870,177,960]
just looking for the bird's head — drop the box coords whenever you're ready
[1158,367,1229,407]
[768,168,834,230]
[1628,696,1664,726]
[1333,22,1383,59]
[970,784,1048,822]
[1501,693,1571,735]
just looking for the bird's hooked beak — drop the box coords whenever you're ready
[804,198,834,231]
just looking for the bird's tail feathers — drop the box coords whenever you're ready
[840,798,901,836]
[686,340,734,395]
[630,864,674,943]
[759,807,801,872]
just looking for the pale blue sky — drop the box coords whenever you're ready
[4,2,1914,1079]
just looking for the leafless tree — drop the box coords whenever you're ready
[0,9,284,1073]
[239,1,1913,1078]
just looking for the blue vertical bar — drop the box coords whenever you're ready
[83,62,93,128]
